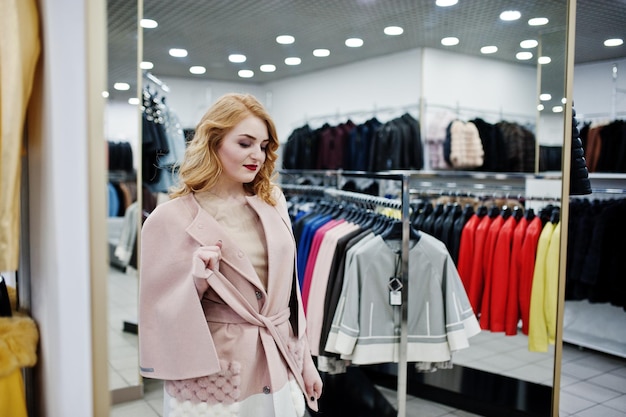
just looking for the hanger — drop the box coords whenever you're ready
[550,207,560,223]
[380,218,421,241]
[500,205,512,219]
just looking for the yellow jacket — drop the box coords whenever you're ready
[528,222,560,352]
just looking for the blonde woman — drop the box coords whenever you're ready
[139,93,322,417]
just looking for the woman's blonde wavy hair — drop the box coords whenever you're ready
[169,93,279,205]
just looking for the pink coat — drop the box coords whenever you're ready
[138,190,316,411]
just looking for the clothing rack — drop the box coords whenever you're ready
[297,102,420,128]
[282,172,412,417]
[143,70,170,93]
[577,112,626,123]
[423,100,536,125]
[563,175,626,358]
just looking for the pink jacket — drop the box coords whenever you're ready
[138,190,315,409]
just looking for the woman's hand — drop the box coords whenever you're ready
[191,241,223,279]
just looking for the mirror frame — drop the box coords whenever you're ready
[97,1,578,415]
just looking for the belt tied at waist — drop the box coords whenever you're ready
[203,300,290,329]
[205,271,306,397]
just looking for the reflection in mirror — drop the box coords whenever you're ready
[105,0,577,415]
[105,0,143,403]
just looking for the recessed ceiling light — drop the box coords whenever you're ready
[500,10,521,21]
[285,57,301,65]
[561,97,568,104]
[604,38,624,47]
[537,104,545,111]
[238,70,254,78]
[228,54,247,63]
[540,93,552,101]
[313,48,330,57]
[260,64,276,72]
[552,105,564,113]
[169,48,188,58]
[113,82,130,91]
[276,35,295,45]
[481,45,498,54]
[345,38,364,47]
[384,26,404,36]
[140,19,158,29]
[128,97,140,105]
[436,0,458,6]
[538,56,552,64]
[520,39,538,48]
[189,66,206,74]
[516,51,533,60]
[441,37,459,46]
[101,91,109,98]
[528,17,549,26]
[140,61,154,69]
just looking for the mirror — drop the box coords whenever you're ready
[104,0,576,415]
[105,0,143,403]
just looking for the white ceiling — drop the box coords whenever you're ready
[107,0,626,102]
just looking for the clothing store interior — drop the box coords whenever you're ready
[91,0,626,416]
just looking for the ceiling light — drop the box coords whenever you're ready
[238,70,254,78]
[276,35,295,45]
[313,48,330,57]
[128,97,140,105]
[285,57,301,65]
[101,91,109,98]
[189,66,206,74]
[228,54,247,63]
[500,10,521,21]
[604,38,624,47]
[436,0,458,6]
[384,26,404,36]
[113,82,130,91]
[516,51,533,60]
[480,45,498,54]
[441,37,459,46]
[140,19,158,29]
[140,61,154,69]
[528,17,549,26]
[540,93,552,101]
[169,48,188,58]
[537,104,545,111]
[260,64,276,72]
[561,97,568,104]
[538,56,551,64]
[552,106,564,113]
[520,39,538,48]
[345,38,364,47]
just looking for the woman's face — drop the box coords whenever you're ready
[216,115,269,187]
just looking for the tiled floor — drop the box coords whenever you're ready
[108,266,626,416]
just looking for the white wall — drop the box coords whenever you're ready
[573,57,626,121]
[421,48,537,121]
[154,77,267,129]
